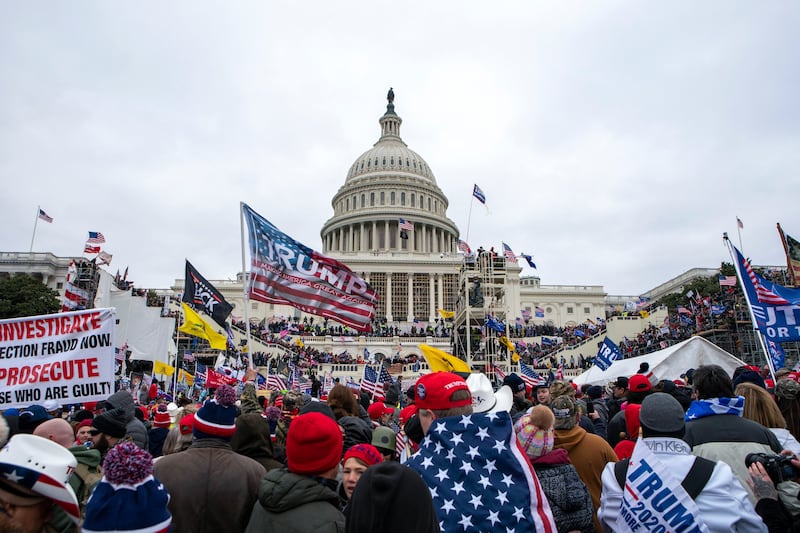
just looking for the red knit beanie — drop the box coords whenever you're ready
[153,406,171,428]
[286,412,343,476]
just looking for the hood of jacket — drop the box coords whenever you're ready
[69,445,102,468]
[529,447,570,466]
[554,425,588,452]
[232,413,276,461]
[258,468,339,514]
[105,390,135,421]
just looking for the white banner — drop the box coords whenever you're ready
[0,309,116,408]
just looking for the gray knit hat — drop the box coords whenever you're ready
[639,393,684,434]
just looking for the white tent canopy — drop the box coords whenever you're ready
[572,336,748,387]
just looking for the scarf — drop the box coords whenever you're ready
[685,396,744,421]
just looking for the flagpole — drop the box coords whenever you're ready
[239,203,254,370]
[29,206,40,253]
[736,216,744,253]
[724,235,776,383]
[465,196,474,248]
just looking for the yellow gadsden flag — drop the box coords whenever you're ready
[419,344,471,373]
[153,360,175,376]
[179,303,228,350]
[178,368,194,386]
[438,309,455,319]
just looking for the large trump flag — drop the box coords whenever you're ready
[242,203,378,332]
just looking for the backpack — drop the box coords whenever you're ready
[614,455,715,500]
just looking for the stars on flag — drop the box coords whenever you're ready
[406,412,555,533]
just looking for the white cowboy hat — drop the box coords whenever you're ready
[0,434,80,524]
[466,373,514,414]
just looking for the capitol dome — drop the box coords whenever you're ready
[321,89,459,256]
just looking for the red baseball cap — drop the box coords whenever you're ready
[414,372,471,410]
[367,402,393,420]
[628,374,652,393]
[399,404,418,424]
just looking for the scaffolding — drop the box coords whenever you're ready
[63,258,101,311]
[451,252,513,379]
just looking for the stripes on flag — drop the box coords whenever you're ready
[519,361,541,389]
[492,364,507,380]
[399,218,414,231]
[741,254,791,305]
[472,184,486,204]
[61,282,89,311]
[360,366,385,400]
[378,365,394,384]
[267,374,287,391]
[502,242,518,264]
[457,240,472,254]
[718,274,737,287]
[38,209,53,223]
[87,231,106,244]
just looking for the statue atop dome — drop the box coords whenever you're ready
[387,87,395,103]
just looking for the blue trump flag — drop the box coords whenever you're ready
[594,337,622,371]
[733,245,800,343]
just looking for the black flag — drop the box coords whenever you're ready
[183,261,233,328]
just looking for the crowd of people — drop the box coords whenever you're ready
[2,357,800,532]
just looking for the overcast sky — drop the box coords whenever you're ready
[2,2,798,296]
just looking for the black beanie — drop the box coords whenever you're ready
[346,462,439,533]
[92,408,128,439]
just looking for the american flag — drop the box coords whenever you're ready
[360,366,385,400]
[194,362,207,386]
[555,363,564,380]
[84,244,100,254]
[492,364,507,380]
[256,374,268,390]
[242,203,378,332]
[267,373,287,391]
[87,231,106,244]
[457,240,472,254]
[502,242,518,263]
[519,361,542,388]
[395,430,406,457]
[61,281,89,311]
[322,372,334,394]
[114,342,128,362]
[378,365,394,384]
[399,218,414,231]
[38,208,53,223]
[718,274,737,287]
[405,412,556,533]
[535,306,545,318]
[287,364,302,391]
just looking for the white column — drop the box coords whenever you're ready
[386,273,393,321]
[384,221,389,251]
[437,273,444,311]
[371,221,377,250]
[429,274,435,322]
[407,273,414,322]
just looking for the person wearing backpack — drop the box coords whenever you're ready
[598,393,767,532]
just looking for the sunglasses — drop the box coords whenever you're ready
[89,429,101,436]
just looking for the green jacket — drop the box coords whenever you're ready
[245,468,345,533]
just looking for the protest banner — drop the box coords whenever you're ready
[0,308,116,408]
